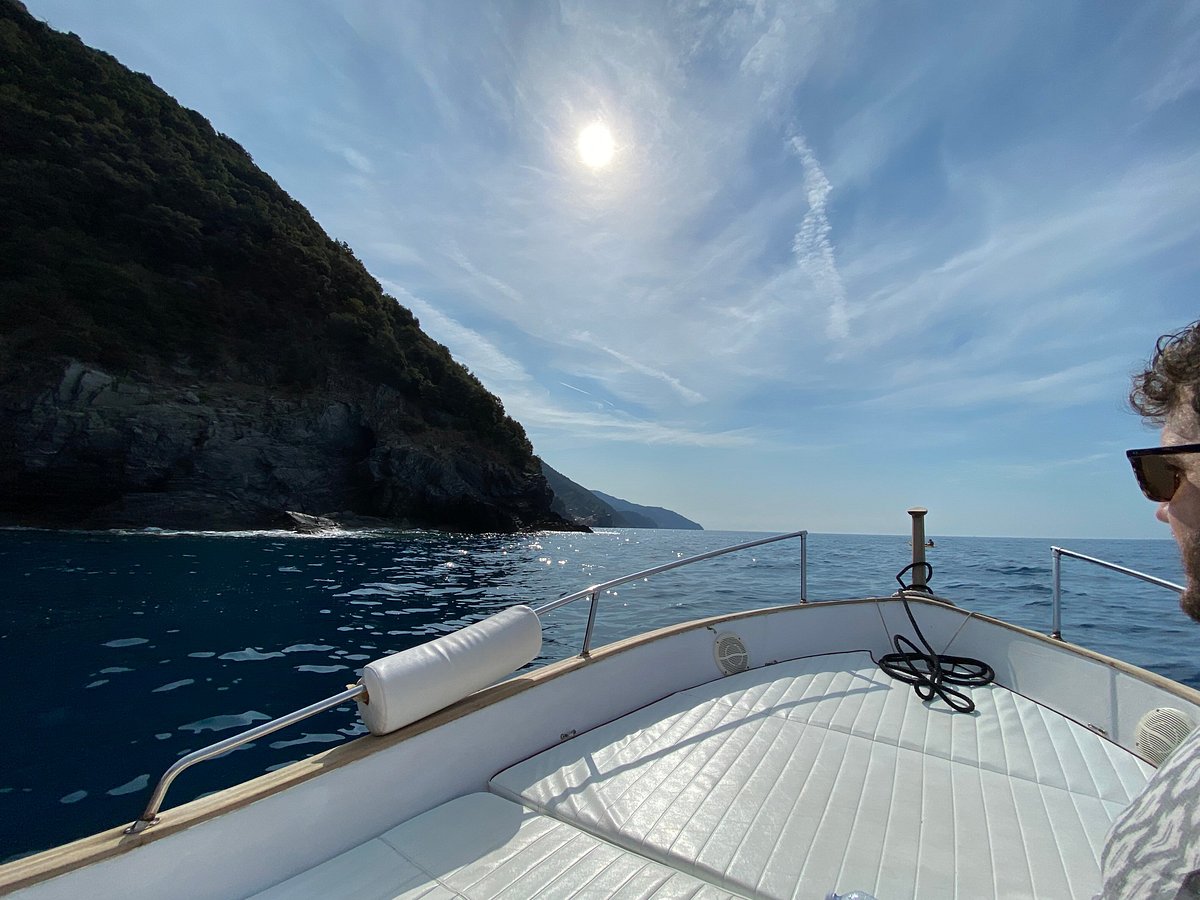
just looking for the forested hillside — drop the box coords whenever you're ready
[0,1,569,531]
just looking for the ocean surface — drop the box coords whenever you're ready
[1,526,1194,862]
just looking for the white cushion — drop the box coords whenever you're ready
[251,793,742,899]
[357,605,541,735]
[491,652,1154,900]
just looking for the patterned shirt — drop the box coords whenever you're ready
[1099,724,1200,898]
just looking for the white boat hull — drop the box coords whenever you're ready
[4,596,1198,899]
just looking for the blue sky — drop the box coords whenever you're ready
[27,1,1200,538]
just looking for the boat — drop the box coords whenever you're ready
[2,509,1197,899]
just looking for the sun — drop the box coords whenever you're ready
[578,122,615,169]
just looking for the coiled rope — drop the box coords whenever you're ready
[877,562,995,713]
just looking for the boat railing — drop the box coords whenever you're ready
[1050,546,1183,640]
[126,685,366,833]
[533,529,809,655]
[126,528,808,833]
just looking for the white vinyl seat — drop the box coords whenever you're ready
[490,651,1155,900]
[250,792,744,899]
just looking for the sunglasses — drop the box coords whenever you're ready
[1126,443,1200,502]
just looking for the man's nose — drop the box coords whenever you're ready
[1156,501,1170,524]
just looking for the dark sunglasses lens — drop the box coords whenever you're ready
[1136,455,1177,502]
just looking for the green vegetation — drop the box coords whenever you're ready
[0,1,532,465]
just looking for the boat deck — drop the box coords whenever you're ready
[254,651,1153,899]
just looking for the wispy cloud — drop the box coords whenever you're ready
[863,357,1130,412]
[518,404,757,449]
[790,135,849,341]
[558,381,598,398]
[341,147,373,175]
[572,333,706,405]
[1136,3,1200,111]
[444,243,527,308]
[387,283,752,448]
[842,149,1200,367]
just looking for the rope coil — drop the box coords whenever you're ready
[878,563,995,713]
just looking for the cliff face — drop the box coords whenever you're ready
[0,361,563,531]
[541,462,624,528]
[591,491,703,530]
[542,462,703,531]
[0,2,572,532]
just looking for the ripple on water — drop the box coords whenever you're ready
[218,648,285,661]
[151,679,194,693]
[179,711,271,734]
[107,774,149,796]
[59,791,87,804]
[296,665,348,674]
[268,733,344,750]
[103,638,148,648]
[336,585,406,598]
[282,644,335,654]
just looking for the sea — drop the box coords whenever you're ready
[1,526,1194,862]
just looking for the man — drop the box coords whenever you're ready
[1100,320,1200,898]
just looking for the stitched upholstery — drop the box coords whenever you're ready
[491,652,1153,900]
[251,793,742,899]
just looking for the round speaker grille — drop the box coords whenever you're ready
[713,632,749,675]
[1136,707,1196,765]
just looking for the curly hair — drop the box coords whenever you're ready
[1130,320,1200,423]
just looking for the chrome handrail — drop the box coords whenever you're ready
[126,684,365,834]
[1050,546,1184,640]
[126,529,809,831]
[533,529,809,655]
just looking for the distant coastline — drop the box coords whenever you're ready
[541,463,702,530]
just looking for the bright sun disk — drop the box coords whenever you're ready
[578,122,615,169]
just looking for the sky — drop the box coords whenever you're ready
[25,0,1200,538]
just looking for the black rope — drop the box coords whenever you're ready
[877,562,995,713]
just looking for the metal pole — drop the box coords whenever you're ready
[1051,548,1063,640]
[534,529,808,617]
[908,507,928,590]
[1049,545,1184,642]
[127,683,366,833]
[580,590,600,657]
[800,531,808,602]
[1051,546,1185,593]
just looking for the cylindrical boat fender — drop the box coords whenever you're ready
[356,604,542,735]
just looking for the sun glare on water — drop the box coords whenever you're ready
[578,122,615,169]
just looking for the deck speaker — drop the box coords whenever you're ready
[713,632,749,675]
[1135,707,1195,765]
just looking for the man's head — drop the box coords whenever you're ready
[1130,319,1200,621]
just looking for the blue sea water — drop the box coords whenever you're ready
[0,526,1194,861]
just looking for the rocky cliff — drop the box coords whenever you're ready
[0,2,572,532]
[591,491,703,530]
[0,360,567,531]
[542,463,703,530]
[542,463,626,528]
